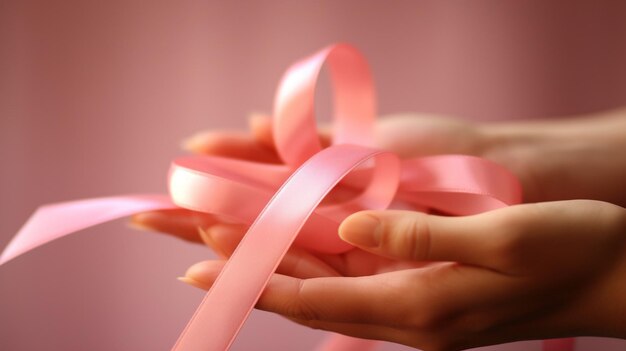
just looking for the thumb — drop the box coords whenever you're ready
[338,209,502,268]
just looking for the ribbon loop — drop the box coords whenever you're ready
[274,44,376,166]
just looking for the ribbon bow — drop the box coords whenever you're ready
[1,44,574,351]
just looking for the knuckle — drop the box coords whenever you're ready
[406,295,448,331]
[487,209,537,271]
[490,229,525,269]
[387,213,431,260]
[403,269,457,330]
[284,280,321,321]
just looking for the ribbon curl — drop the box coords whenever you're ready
[1,44,574,351]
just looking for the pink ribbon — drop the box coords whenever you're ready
[0,44,573,351]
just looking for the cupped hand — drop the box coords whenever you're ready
[129,113,489,276]
[130,109,626,245]
[180,200,626,351]
[129,112,490,245]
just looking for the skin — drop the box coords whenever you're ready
[131,111,626,350]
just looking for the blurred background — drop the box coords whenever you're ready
[1,1,625,350]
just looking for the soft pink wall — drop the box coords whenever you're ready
[1,1,625,350]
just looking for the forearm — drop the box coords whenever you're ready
[480,108,626,206]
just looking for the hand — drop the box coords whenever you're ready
[129,112,491,243]
[130,108,626,244]
[128,113,491,276]
[179,200,626,351]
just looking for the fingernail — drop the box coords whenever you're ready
[128,213,159,232]
[126,220,153,232]
[181,133,200,152]
[339,214,382,247]
[197,226,228,258]
[184,260,224,283]
[177,276,210,290]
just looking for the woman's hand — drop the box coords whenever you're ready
[128,113,493,277]
[128,110,626,349]
[179,200,626,351]
[128,112,489,244]
[130,108,626,243]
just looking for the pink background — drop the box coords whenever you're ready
[1,1,625,350]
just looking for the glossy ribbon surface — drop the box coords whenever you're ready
[0,44,574,351]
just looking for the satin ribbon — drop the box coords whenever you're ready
[0,44,574,351]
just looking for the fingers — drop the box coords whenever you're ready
[129,212,340,278]
[338,210,501,268]
[182,129,281,163]
[182,114,281,163]
[181,114,333,164]
[129,209,218,243]
[181,260,417,326]
[174,200,626,350]
[176,252,583,351]
[248,113,333,151]
[198,224,340,278]
[177,259,532,350]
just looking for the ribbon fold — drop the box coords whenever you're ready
[2,43,574,351]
